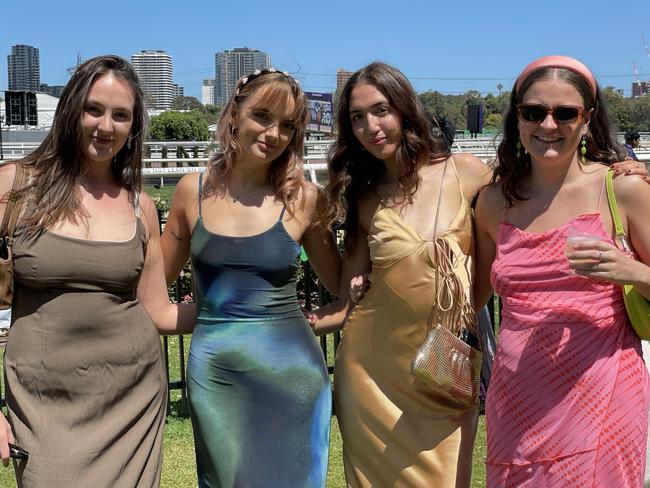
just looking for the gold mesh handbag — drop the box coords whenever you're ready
[409,160,482,406]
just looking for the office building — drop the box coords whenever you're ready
[336,69,354,91]
[214,48,270,105]
[632,81,650,98]
[202,79,215,105]
[8,44,40,91]
[131,50,174,109]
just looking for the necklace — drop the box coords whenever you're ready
[226,185,268,203]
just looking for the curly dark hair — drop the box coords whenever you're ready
[494,67,625,206]
[320,62,450,248]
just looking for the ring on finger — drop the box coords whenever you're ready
[597,251,603,262]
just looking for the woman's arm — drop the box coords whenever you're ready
[301,185,342,294]
[473,185,502,309]
[568,174,650,299]
[137,192,195,335]
[310,226,372,335]
[160,173,198,285]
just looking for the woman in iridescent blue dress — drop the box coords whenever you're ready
[161,69,341,487]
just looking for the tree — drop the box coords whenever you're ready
[203,105,222,126]
[171,96,204,112]
[149,110,209,141]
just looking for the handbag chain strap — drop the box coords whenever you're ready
[1,164,27,247]
[426,156,477,337]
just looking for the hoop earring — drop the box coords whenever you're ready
[579,135,587,164]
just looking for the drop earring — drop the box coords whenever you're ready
[516,140,522,158]
[579,136,587,164]
[126,137,132,150]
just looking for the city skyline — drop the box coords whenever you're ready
[2,0,650,101]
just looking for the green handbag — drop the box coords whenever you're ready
[605,169,650,340]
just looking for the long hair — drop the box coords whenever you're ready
[494,67,625,206]
[204,71,308,213]
[14,55,146,237]
[320,62,450,249]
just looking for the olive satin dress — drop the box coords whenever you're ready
[5,213,167,487]
[334,159,479,487]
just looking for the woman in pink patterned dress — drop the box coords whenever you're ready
[474,55,650,487]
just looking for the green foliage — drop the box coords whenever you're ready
[171,96,204,112]
[149,110,209,141]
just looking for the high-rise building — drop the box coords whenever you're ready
[632,81,650,98]
[8,44,40,91]
[172,84,184,99]
[131,50,174,109]
[336,69,354,91]
[202,79,215,106]
[214,48,270,105]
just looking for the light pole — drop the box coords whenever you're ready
[0,114,4,161]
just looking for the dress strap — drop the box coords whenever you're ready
[596,171,607,213]
[198,172,204,218]
[278,206,286,221]
[431,157,449,237]
[448,155,466,202]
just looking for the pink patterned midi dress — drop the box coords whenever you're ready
[487,212,649,488]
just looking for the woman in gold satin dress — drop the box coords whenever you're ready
[313,62,490,487]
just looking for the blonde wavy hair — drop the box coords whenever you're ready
[204,71,309,214]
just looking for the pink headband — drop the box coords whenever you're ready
[516,55,597,96]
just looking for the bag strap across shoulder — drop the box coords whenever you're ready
[605,169,631,252]
[1,164,27,241]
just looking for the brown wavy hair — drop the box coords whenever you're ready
[204,72,308,213]
[320,62,450,248]
[494,67,625,206]
[13,55,147,238]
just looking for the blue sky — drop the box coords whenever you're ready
[2,0,650,100]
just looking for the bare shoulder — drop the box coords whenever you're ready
[451,153,493,199]
[475,182,505,226]
[611,169,650,206]
[174,172,202,201]
[0,163,18,199]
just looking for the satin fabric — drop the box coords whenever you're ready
[334,170,478,488]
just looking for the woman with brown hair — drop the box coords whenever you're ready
[475,55,650,487]
[313,61,490,487]
[0,55,193,486]
[160,68,341,487]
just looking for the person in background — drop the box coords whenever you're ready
[625,130,641,161]
[475,55,650,487]
[0,55,194,487]
[160,68,341,488]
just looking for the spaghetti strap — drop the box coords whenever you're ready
[596,171,607,213]
[448,155,466,202]
[198,172,204,218]
[278,206,286,221]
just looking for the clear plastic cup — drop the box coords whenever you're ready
[564,225,602,266]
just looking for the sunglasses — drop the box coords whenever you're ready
[517,104,585,125]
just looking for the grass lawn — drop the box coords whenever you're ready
[0,334,487,487]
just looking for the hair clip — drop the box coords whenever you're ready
[234,67,294,96]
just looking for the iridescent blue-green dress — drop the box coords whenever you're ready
[187,175,331,487]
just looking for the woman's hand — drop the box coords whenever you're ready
[567,239,650,287]
[0,415,15,467]
[350,273,370,304]
[611,160,649,181]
